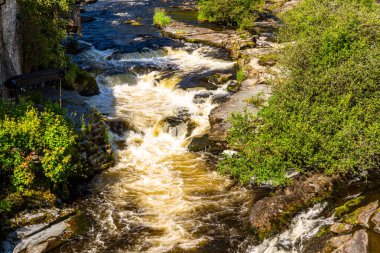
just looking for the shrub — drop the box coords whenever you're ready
[197,0,264,29]
[0,100,77,194]
[219,0,380,185]
[153,8,172,27]
[236,68,248,84]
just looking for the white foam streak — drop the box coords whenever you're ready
[247,203,334,253]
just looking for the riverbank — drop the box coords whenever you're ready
[157,1,380,252]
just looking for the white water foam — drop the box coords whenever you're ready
[247,203,334,253]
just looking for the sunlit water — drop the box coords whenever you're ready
[58,1,332,252]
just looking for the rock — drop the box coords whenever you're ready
[178,68,234,90]
[209,82,271,143]
[371,209,380,233]
[64,38,91,55]
[124,19,143,26]
[161,21,255,59]
[330,223,353,234]
[81,16,95,23]
[249,174,334,239]
[344,201,378,228]
[211,93,230,104]
[208,73,233,85]
[329,224,352,236]
[321,234,353,253]
[64,65,100,96]
[188,134,227,153]
[332,229,368,253]
[107,118,139,136]
[2,208,78,253]
[193,91,213,104]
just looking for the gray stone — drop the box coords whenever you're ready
[332,229,368,253]
[330,223,353,234]
[371,209,380,233]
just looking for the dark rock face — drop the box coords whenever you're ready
[0,0,22,97]
[188,134,227,153]
[249,174,334,239]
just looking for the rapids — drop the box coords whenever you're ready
[59,1,332,252]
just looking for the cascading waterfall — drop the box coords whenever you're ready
[60,0,335,251]
[61,44,252,253]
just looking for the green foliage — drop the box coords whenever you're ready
[236,68,248,84]
[335,196,365,217]
[246,92,265,107]
[153,8,172,27]
[219,0,380,185]
[64,63,99,96]
[18,0,73,72]
[197,0,264,29]
[0,100,77,193]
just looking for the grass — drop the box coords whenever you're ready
[246,93,266,107]
[236,68,248,84]
[153,8,172,27]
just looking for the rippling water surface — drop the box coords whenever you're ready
[59,1,331,252]
[60,1,255,252]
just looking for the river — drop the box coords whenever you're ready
[59,1,329,252]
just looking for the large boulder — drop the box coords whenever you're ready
[1,208,88,253]
[332,229,368,253]
[371,209,380,233]
[64,64,100,96]
[344,201,378,228]
[249,174,334,239]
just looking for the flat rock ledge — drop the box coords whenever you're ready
[1,208,84,253]
[249,174,334,239]
[161,21,256,59]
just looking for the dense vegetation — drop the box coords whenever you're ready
[219,0,380,185]
[18,0,73,72]
[153,8,172,27]
[197,0,264,29]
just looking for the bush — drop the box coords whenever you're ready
[0,100,77,194]
[219,0,380,185]
[197,0,264,29]
[153,8,172,27]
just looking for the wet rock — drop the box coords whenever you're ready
[188,134,227,153]
[81,16,95,23]
[332,229,368,253]
[193,91,213,104]
[107,118,138,136]
[64,38,91,55]
[178,68,234,90]
[330,223,353,234]
[344,201,378,228]
[249,174,334,239]
[64,65,100,96]
[124,19,143,26]
[211,93,230,104]
[371,209,380,233]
